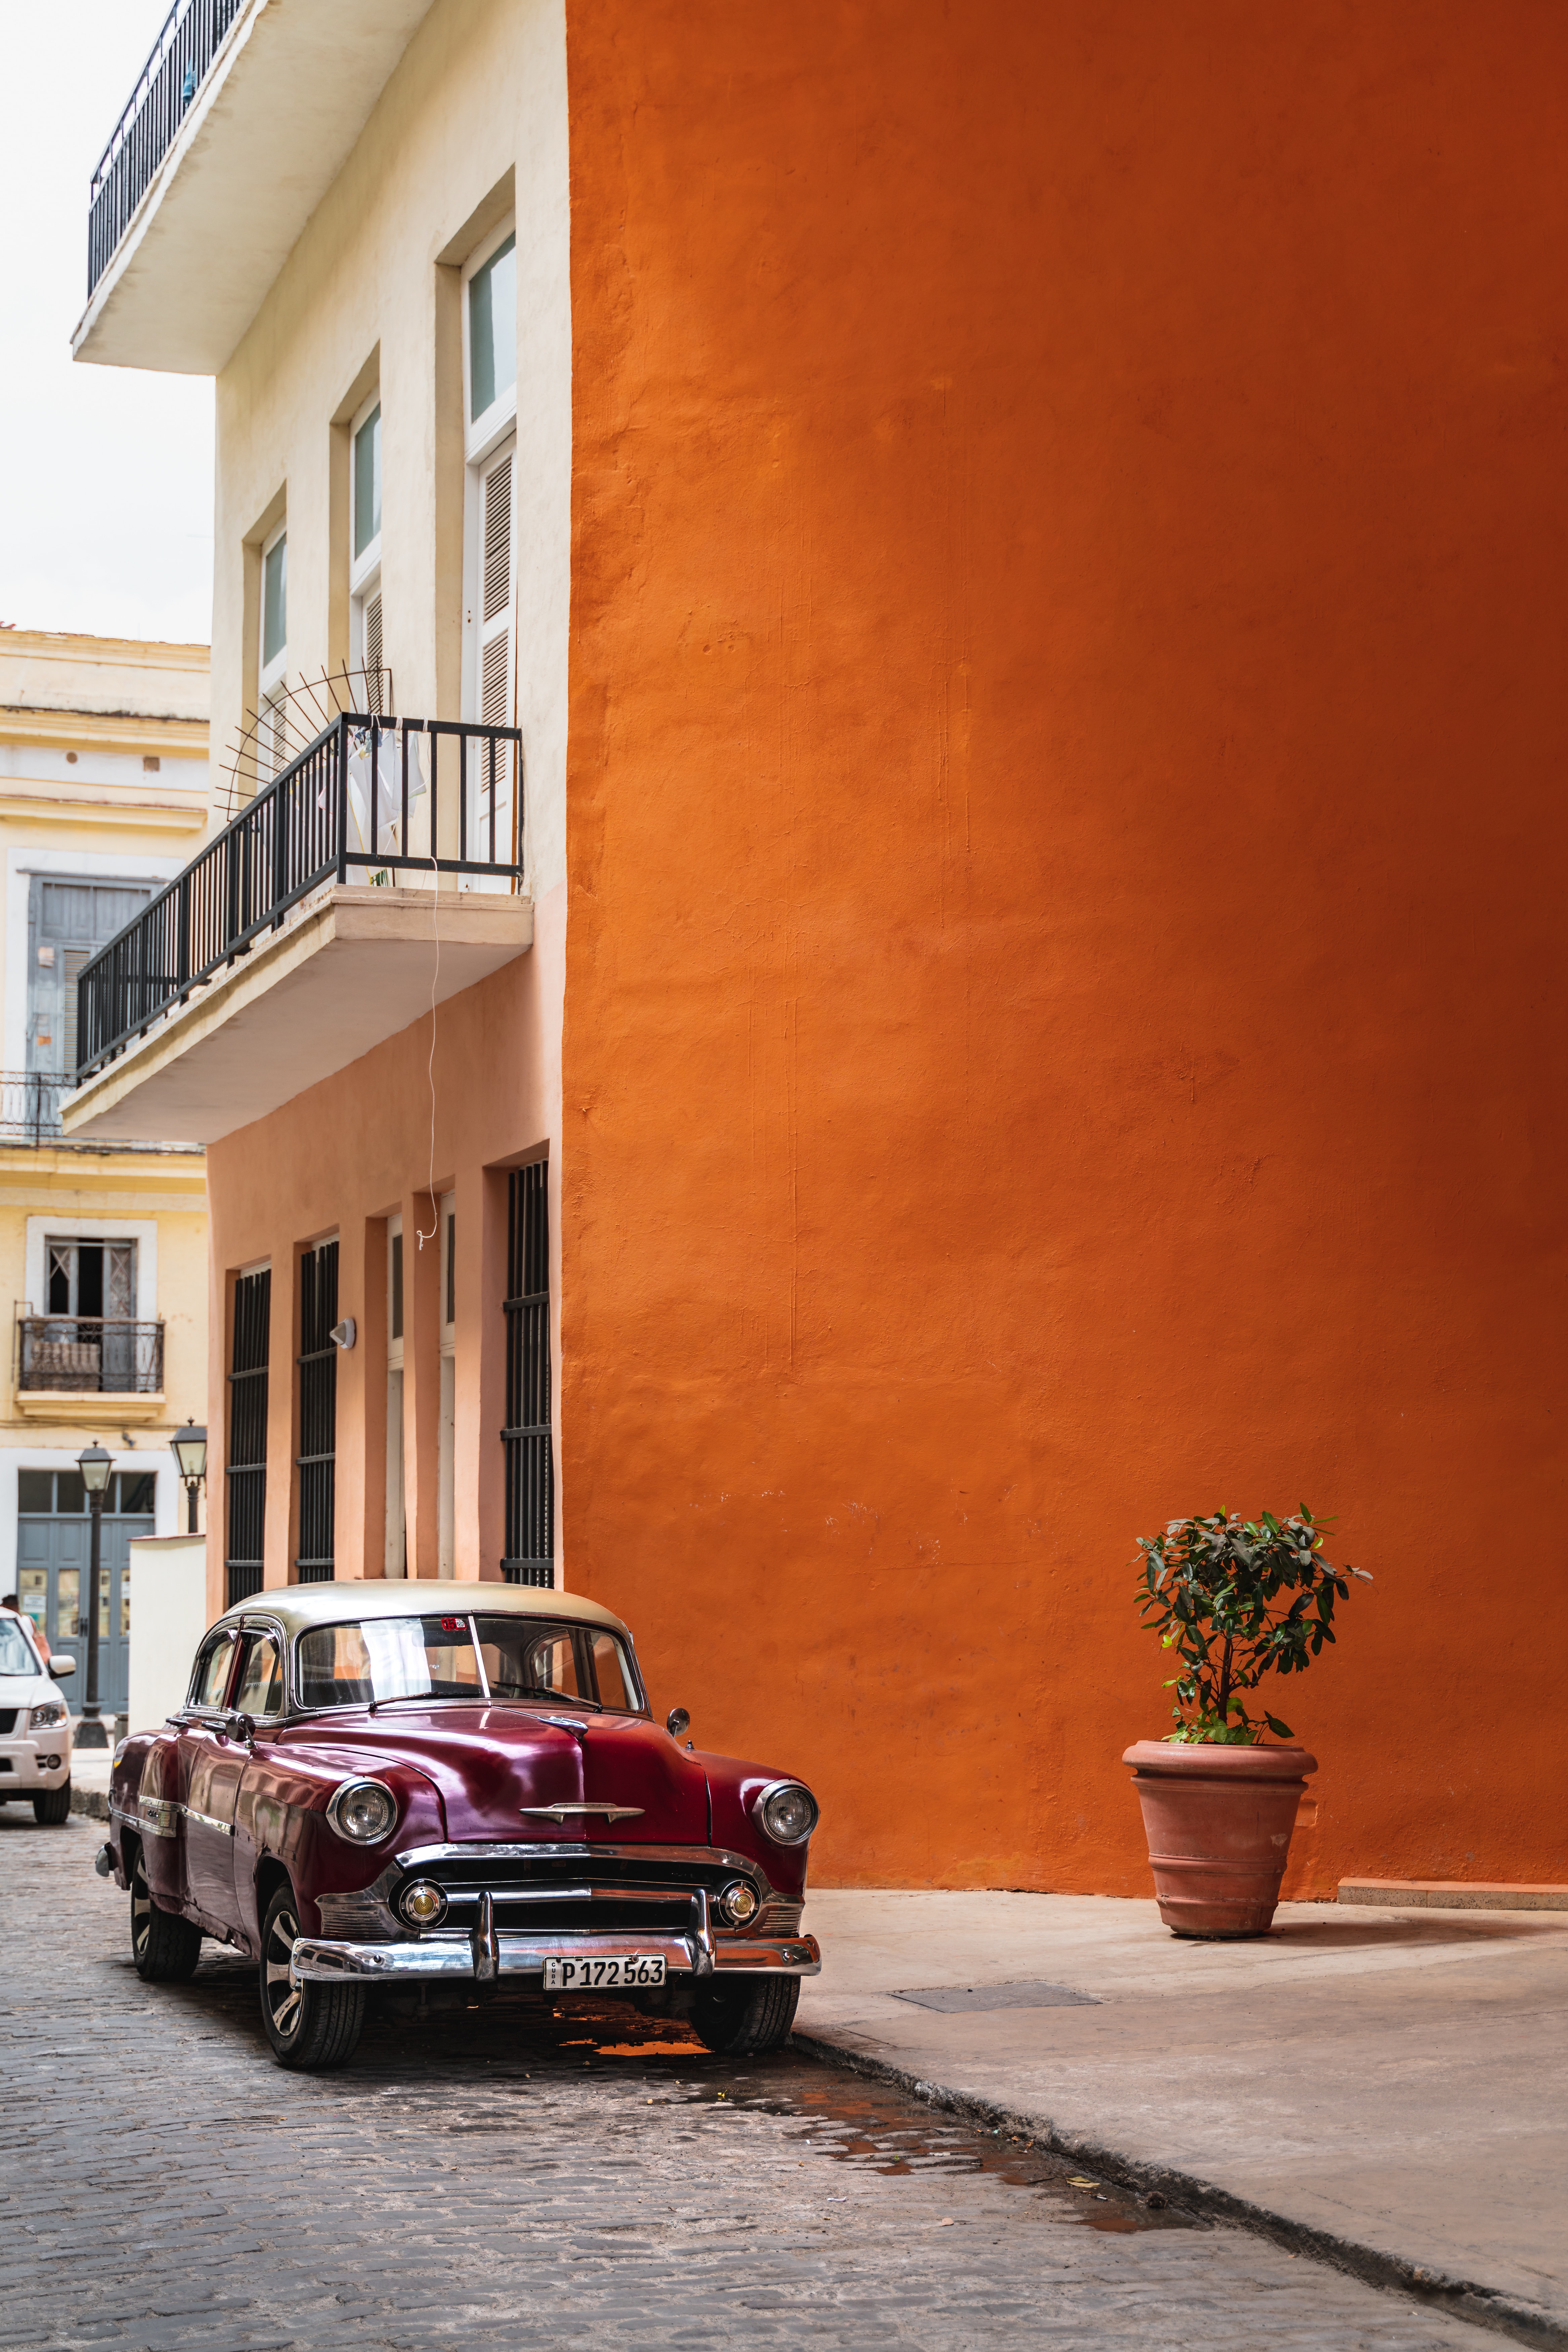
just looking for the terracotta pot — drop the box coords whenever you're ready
[1122,1739,1318,1938]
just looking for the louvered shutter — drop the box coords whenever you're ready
[476,440,517,863]
[363,591,384,714]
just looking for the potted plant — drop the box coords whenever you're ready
[1123,1509,1371,1938]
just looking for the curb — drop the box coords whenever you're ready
[790,2028,1567,2351]
[70,1785,110,1824]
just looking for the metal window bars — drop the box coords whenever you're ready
[73,711,523,1085]
[88,0,243,297]
[296,1241,338,1585]
[226,1265,270,1606]
[503,1161,554,1587]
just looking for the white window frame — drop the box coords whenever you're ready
[25,1217,157,1324]
[437,1191,456,1578]
[259,519,288,779]
[349,393,383,706]
[385,1214,405,1579]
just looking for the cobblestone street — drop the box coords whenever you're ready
[3,1814,1505,2352]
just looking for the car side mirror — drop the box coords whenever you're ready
[666,1707,690,1741]
[232,1712,257,1745]
[49,1655,77,1679]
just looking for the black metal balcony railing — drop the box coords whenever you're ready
[75,713,523,1084]
[17,1317,165,1396]
[88,0,242,297]
[0,1073,68,1146]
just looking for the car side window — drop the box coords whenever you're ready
[188,1630,239,1712]
[232,1633,284,1718]
[591,1633,634,1712]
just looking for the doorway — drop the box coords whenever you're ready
[15,1468,157,1718]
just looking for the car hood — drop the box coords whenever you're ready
[277,1705,710,1844]
[0,1673,54,1706]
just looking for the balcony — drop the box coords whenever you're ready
[0,1071,197,1157]
[15,1316,165,1426]
[61,713,532,1148]
[77,0,434,373]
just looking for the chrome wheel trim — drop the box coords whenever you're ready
[265,1905,303,2039]
[130,1860,152,1960]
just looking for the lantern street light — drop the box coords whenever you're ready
[75,1443,113,1750]
[170,1421,207,1535]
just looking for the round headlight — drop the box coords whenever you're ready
[326,1777,398,1845]
[754,1781,818,1846]
[397,1879,448,1929]
[718,1879,761,1927]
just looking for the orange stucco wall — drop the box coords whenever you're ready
[560,1,1568,1891]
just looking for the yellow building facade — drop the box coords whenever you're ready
[0,632,209,1717]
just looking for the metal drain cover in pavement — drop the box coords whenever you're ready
[891,1981,1100,2013]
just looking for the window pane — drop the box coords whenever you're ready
[297,1615,483,1708]
[469,233,517,421]
[262,534,288,669]
[55,1472,85,1514]
[17,1472,53,1513]
[353,405,381,558]
[0,1619,35,1675]
[234,1634,284,1717]
[120,1472,157,1515]
[591,1632,636,1713]
[192,1632,238,1709]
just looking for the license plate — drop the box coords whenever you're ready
[543,1954,666,1990]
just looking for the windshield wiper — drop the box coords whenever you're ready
[486,1684,603,1710]
[364,1690,485,1714]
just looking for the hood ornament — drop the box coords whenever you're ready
[520,1800,645,1823]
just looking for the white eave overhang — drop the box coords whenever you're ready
[59,886,533,1146]
[73,0,435,374]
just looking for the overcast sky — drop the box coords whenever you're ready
[0,0,214,645]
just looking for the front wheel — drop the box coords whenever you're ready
[692,1973,801,2055]
[260,1885,364,2071]
[130,1849,202,1981]
[32,1782,71,1826]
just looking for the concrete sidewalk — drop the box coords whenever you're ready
[796,1889,1568,2346]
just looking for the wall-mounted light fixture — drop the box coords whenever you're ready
[330,1317,357,1350]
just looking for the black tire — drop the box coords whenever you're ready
[260,1884,365,2071]
[692,1973,801,2055]
[130,1848,203,1982]
[32,1782,71,1826]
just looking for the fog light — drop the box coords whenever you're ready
[40,1754,60,1770]
[397,1879,448,1930]
[718,1879,760,1927]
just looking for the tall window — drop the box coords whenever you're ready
[503,1162,552,1586]
[385,1217,405,1578]
[259,521,288,779]
[438,1192,455,1577]
[296,1238,338,1584]
[350,397,383,713]
[227,1266,270,1605]
[28,877,154,1086]
[463,221,518,865]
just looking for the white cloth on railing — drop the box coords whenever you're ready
[346,726,428,865]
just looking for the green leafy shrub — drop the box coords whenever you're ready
[1135,1509,1371,1744]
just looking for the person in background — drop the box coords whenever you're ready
[1,1593,47,1662]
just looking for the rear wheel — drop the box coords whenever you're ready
[130,1848,202,1982]
[32,1783,71,1826]
[260,1884,364,2071]
[692,1973,800,2054]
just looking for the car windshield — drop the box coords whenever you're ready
[296,1613,644,1714]
[0,1617,38,1677]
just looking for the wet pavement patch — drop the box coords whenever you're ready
[891,1979,1100,2011]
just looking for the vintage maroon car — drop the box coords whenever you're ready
[98,1583,820,2070]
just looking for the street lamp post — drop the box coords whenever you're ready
[76,1444,113,1750]
[171,1421,207,1535]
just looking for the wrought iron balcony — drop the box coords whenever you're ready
[89,0,241,298]
[73,712,523,1085]
[17,1316,165,1397]
[0,1072,197,1157]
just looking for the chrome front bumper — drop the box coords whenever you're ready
[290,1923,820,1988]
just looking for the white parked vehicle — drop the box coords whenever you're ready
[0,1610,75,1825]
